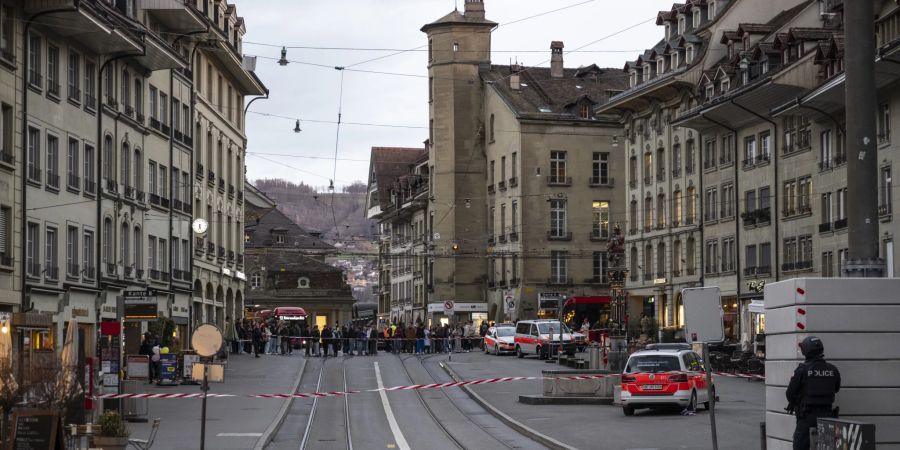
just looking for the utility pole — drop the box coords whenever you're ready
[843,0,885,277]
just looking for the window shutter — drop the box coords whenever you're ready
[0,208,7,254]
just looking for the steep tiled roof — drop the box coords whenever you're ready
[482,64,628,120]
[738,23,775,34]
[369,147,426,209]
[789,27,833,41]
[421,8,497,31]
[244,206,334,250]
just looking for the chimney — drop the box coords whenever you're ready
[551,41,564,78]
[464,0,485,19]
[510,63,522,90]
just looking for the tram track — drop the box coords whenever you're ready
[395,353,521,450]
[299,357,353,450]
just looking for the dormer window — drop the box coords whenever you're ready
[721,79,730,93]
[297,277,310,288]
[672,52,680,69]
[743,36,750,51]
[693,9,701,27]
[244,233,251,242]
[705,84,715,100]
[686,44,694,64]
[678,16,686,35]
[796,42,803,57]
[665,23,671,40]
[580,104,590,119]
[762,58,770,74]
[728,42,734,59]
[657,57,665,75]
[275,233,285,244]
[630,70,637,87]
[643,64,651,81]
[709,1,716,19]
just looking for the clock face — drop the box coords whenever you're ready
[192,218,209,234]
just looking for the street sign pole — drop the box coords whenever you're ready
[703,342,718,450]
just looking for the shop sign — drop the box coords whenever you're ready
[222,267,232,277]
[654,277,667,285]
[71,308,90,318]
[11,409,61,450]
[159,354,178,383]
[235,271,246,281]
[538,292,562,310]
[452,303,487,312]
[747,280,766,294]
[101,305,117,314]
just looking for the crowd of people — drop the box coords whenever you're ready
[221,317,494,357]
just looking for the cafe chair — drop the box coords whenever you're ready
[128,418,160,450]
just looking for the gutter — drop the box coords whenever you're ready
[21,1,80,312]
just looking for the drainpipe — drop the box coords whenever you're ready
[21,1,80,313]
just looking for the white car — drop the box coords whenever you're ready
[483,326,516,355]
[513,320,577,359]
[620,344,714,415]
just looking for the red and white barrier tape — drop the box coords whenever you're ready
[93,372,764,399]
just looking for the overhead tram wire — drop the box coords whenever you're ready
[330,68,347,238]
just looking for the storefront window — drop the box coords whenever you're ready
[31,329,54,352]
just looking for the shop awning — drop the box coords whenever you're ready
[564,296,611,307]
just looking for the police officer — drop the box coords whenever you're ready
[786,336,841,450]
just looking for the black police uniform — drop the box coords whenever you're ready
[785,337,841,450]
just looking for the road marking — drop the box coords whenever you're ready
[217,433,263,437]
[373,362,411,450]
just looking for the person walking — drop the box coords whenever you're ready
[224,317,237,354]
[321,326,332,357]
[423,326,432,354]
[311,325,321,356]
[786,336,841,450]
[252,323,263,357]
[415,324,425,354]
[479,321,489,350]
[303,325,311,357]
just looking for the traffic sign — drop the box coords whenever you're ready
[682,287,725,343]
[443,300,455,314]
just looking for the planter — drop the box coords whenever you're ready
[91,435,130,450]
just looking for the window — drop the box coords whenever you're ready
[722,236,735,272]
[592,201,610,238]
[120,142,130,189]
[159,238,167,274]
[820,130,833,170]
[28,34,42,87]
[656,147,666,179]
[26,222,39,277]
[657,242,666,276]
[83,144,94,194]
[148,161,157,194]
[686,139,696,174]
[1,104,10,159]
[159,92,167,125]
[629,156,637,184]
[836,188,847,221]
[134,78,142,117]
[798,176,812,213]
[720,134,733,164]
[500,156,506,183]
[551,251,568,283]
[173,99,180,133]
[746,245,757,270]
[821,192,833,225]
[783,180,797,214]
[822,251,835,277]
[709,1,716,18]
[85,61,96,109]
[644,195,653,229]
[759,131,771,161]
[133,150,142,194]
[83,231,93,278]
[686,44,694,64]
[68,49,80,101]
[46,135,59,188]
[657,194,666,227]
[744,135,757,165]
[0,5,12,60]
[643,151,652,183]
[678,16,686,34]
[592,152,609,184]
[721,182,734,218]
[103,135,113,181]
[121,69,130,108]
[759,186,771,213]
[120,223,129,269]
[499,204,506,238]
[47,45,59,96]
[488,207,495,237]
[133,228,141,272]
[511,201,518,232]
[759,242,771,272]
[67,138,79,189]
[159,165,167,197]
[45,227,57,279]
[580,103,590,119]
[746,190,757,214]
[705,187,718,221]
[550,199,567,238]
[704,139,717,169]
[705,240,718,274]
[250,272,262,289]
[149,86,158,119]
[102,218,112,265]
[27,128,41,182]
[0,206,9,263]
[511,152,517,179]
[550,151,567,183]
[148,236,157,273]
[673,143,682,176]
[881,166,893,214]
[275,233,285,244]
[593,252,608,283]
[686,186,696,224]
[674,190,683,225]
[673,240,683,275]
[878,102,891,144]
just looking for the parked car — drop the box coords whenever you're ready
[514,320,577,359]
[620,343,714,416]
[484,325,516,355]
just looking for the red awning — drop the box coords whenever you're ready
[564,296,611,307]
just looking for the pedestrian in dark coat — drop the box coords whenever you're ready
[321,326,333,357]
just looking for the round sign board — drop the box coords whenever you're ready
[191,218,209,235]
[191,324,223,357]
[444,300,454,310]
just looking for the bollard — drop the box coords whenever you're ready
[589,345,600,370]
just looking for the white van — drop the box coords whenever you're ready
[513,319,576,359]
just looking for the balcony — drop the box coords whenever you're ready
[487,236,495,246]
[105,262,116,276]
[84,179,96,195]
[547,277,573,286]
[228,184,235,198]
[125,186,135,199]
[0,253,12,267]
[48,81,60,98]
[498,235,507,244]
[45,266,59,281]
[687,267,696,276]
[834,218,848,229]
[197,163,204,179]
[150,117,161,131]
[509,177,518,187]
[150,269,160,280]
[585,277,609,285]
[228,250,235,262]
[643,176,652,186]
[590,176,613,187]
[819,160,832,172]
[487,184,495,194]
[218,246,225,259]
[174,130,183,142]
[656,171,665,182]
[686,165,696,175]
[124,266,133,278]
[630,274,638,282]
[833,154,847,166]
[757,265,771,275]
[26,262,41,278]
[83,265,95,279]
[69,87,81,104]
[161,124,171,135]
[106,97,118,108]
[150,193,161,206]
[47,172,60,189]
[547,231,573,241]
[743,266,757,276]
[183,202,193,214]
[547,176,572,186]
[67,174,81,191]
[497,180,506,191]
[237,254,244,265]
[173,199,183,211]
[28,72,42,89]
[879,204,892,218]
[218,178,225,193]
[143,0,207,33]
[643,273,653,281]
[124,104,134,118]
[136,191,145,203]
[160,271,170,282]
[672,168,681,178]
[136,112,145,124]
[105,178,117,193]
[135,268,144,280]
[237,191,243,202]
[183,135,193,146]
[819,222,833,233]
[160,197,170,208]
[508,232,519,242]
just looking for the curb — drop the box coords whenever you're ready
[253,358,307,450]
[441,362,579,450]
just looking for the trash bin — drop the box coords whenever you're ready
[589,344,601,370]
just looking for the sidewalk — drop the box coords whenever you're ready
[124,353,305,450]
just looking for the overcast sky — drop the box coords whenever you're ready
[236,0,674,191]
